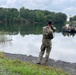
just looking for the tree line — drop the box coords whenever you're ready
[0,7,68,31]
[0,7,67,25]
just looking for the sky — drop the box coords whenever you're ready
[0,0,76,18]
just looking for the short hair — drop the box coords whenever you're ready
[48,20,53,25]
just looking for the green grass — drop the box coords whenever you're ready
[0,52,69,75]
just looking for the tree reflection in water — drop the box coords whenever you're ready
[0,33,12,45]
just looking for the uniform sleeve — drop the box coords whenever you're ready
[48,30,54,39]
[43,26,49,35]
[51,25,56,32]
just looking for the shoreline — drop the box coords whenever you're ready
[4,52,76,75]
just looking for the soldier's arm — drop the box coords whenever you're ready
[51,30,54,38]
[51,25,56,32]
[48,30,54,39]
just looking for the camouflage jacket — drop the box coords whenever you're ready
[42,26,54,40]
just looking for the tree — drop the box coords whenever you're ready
[6,8,19,22]
[20,7,30,19]
[54,12,67,24]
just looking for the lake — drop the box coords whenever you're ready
[0,32,76,63]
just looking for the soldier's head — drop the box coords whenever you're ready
[48,20,53,25]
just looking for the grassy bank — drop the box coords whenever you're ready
[0,52,69,75]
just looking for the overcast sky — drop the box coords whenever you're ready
[0,0,76,17]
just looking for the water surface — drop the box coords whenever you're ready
[0,33,76,63]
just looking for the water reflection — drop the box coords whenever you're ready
[0,23,61,36]
[0,23,76,63]
[0,33,12,45]
[62,32,76,37]
[0,23,44,35]
[0,33,76,63]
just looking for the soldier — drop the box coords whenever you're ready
[37,20,55,65]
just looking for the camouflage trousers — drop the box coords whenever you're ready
[37,39,52,65]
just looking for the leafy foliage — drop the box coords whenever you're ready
[0,7,67,29]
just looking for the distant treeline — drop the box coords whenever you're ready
[0,7,67,25]
[70,16,76,21]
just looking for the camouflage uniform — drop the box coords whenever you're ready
[37,26,54,65]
